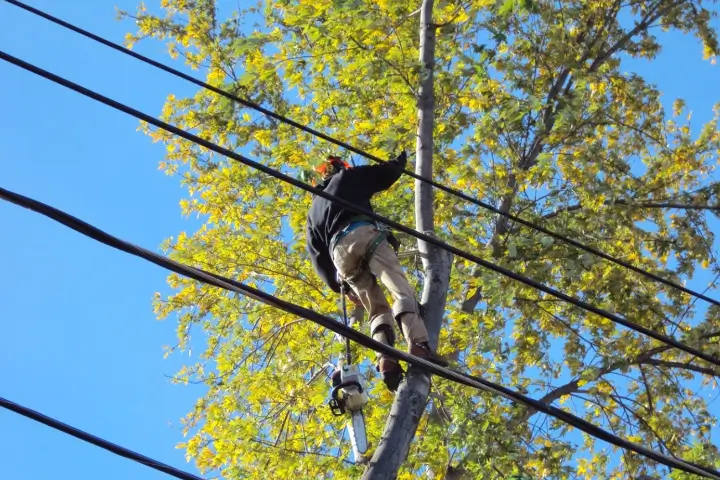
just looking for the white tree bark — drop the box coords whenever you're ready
[362,1,452,478]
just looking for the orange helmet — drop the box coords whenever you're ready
[316,155,350,180]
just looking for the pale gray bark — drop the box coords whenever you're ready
[361,1,452,478]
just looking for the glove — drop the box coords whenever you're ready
[394,150,407,167]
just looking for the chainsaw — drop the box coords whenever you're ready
[328,362,369,462]
[328,279,369,463]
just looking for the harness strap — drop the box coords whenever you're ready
[362,230,389,269]
[331,216,396,283]
[345,229,390,283]
[330,215,375,253]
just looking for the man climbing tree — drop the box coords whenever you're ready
[306,153,448,392]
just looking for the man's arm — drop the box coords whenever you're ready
[306,224,341,293]
[351,151,407,195]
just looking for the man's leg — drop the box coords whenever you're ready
[346,270,396,347]
[367,241,427,343]
[368,240,448,366]
[332,229,404,390]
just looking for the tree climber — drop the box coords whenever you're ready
[305,152,448,392]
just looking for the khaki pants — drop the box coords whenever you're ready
[332,224,428,347]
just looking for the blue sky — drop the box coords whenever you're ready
[0,1,205,478]
[1,1,719,479]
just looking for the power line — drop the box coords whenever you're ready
[1,49,717,371]
[0,396,204,480]
[1,185,718,479]
[5,0,718,309]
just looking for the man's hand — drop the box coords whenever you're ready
[394,150,407,167]
[345,289,362,306]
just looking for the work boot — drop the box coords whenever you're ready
[376,356,404,392]
[410,342,449,368]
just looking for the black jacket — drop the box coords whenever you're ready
[306,155,406,292]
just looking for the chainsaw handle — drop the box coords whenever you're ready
[331,380,364,400]
[328,398,345,416]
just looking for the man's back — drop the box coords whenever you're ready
[307,159,406,250]
[305,155,407,291]
[308,167,373,249]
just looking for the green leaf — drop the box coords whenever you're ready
[499,0,517,16]
[540,236,554,248]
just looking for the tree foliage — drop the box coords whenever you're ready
[122,0,720,478]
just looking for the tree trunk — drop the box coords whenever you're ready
[361,1,451,478]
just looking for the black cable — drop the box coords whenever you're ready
[0,396,204,480]
[1,185,718,479]
[5,0,718,309]
[340,281,352,364]
[2,49,717,371]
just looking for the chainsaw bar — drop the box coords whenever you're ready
[348,408,368,459]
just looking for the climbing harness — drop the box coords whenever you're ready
[328,279,369,463]
[330,215,393,282]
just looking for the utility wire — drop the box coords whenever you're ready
[6,0,719,309]
[0,396,204,480]
[1,185,718,479]
[2,49,718,371]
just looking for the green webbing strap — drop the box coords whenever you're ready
[363,230,389,268]
[345,229,391,283]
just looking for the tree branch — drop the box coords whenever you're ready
[461,1,672,313]
[347,35,417,96]
[639,358,720,377]
[543,198,720,219]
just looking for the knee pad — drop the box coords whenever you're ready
[392,297,419,321]
[370,313,396,346]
